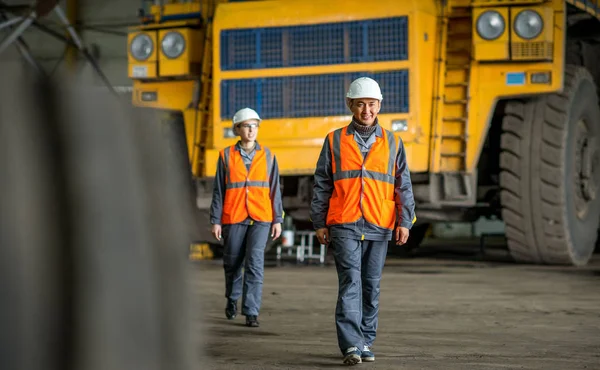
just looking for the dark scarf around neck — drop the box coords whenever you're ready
[352,118,378,140]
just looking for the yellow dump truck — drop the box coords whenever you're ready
[128,0,600,266]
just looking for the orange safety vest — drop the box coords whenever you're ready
[220,144,273,225]
[326,126,398,230]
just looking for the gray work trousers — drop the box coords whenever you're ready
[222,223,270,316]
[332,237,389,353]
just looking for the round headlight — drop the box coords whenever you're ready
[161,31,186,59]
[476,11,505,41]
[130,33,153,61]
[514,10,543,40]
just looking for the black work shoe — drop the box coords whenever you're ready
[245,315,259,327]
[225,300,237,320]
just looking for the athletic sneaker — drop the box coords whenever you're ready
[343,346,362,365]
[361,345,375,362]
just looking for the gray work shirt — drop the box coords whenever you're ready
[209,141,284,226]
[239,143,256,171]
[310,120,416,241]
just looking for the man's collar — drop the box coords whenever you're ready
[234,140,261,151]
[347,118,382,137]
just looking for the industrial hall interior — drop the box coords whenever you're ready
[1,0,599,369]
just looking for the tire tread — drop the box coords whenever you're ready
[499,65,598,265]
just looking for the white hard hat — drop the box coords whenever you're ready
[346,77,383,101]
[232,107,261,126]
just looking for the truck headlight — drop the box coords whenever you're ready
[130,33,153,61]
[476,10,505,40]
[514,10,543,40]
[161,31,186,59]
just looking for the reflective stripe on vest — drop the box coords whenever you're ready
[221,145,273,224]
[326,126,397,230]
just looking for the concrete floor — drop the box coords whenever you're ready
[192,248,600,369]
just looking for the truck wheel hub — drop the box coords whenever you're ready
[574,119,598,220]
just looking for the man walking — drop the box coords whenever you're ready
[310,77,416,364]
[210,107,283,328]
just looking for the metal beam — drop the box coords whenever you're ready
[46,4,115,94]
[65,0,78,69]
[15,37,45,76]
[53,5,83,49]
[0,11,45,76]
[0,16,22,31]
[0,10,36,55]
[1,2,115,94]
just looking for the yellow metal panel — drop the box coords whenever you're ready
[511,41,553,60]
[220,61,411,80]
[212,3,439,175]
[444,87,467,102]
[211,1,434,146]
[128,31,158,79]
[473,7,510,61]
[212,112,422,149]
[150,2,201,17]
[465,0,565,172]
[214,0,437,30]
[204,149,220,178]
[127,0,573,184]
[158,28,204,77]
[408,10,437,169]
[443,104,467,118]
[449,0,472,6]
[270,147,325,176]
[427,7,447,174]
[440,138,464,155]
[129,62,158,79]
[440,157,463,171]
[129,20,201,31]
[399,141,430,173]
[213,116,349,152]
[220,113,416,143]
[183,108,201,171]
[474,42,510,61]
[441,121,466,137]
[132,80,195,111]
[510,6,554,61]
[471,0,545,5]
[159,60,194,76]
[446,69,469,85]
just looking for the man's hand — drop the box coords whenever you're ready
[316,227,330,245]
[211,224,222,241]
[395,226,409,245]
[271,223,282,240]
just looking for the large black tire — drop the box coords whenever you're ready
[566,40,600,101]
[567,40,600,252]
[499,65,600,266]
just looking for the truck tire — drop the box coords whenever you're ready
[566,40,600,102]
[499,65,600,266]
